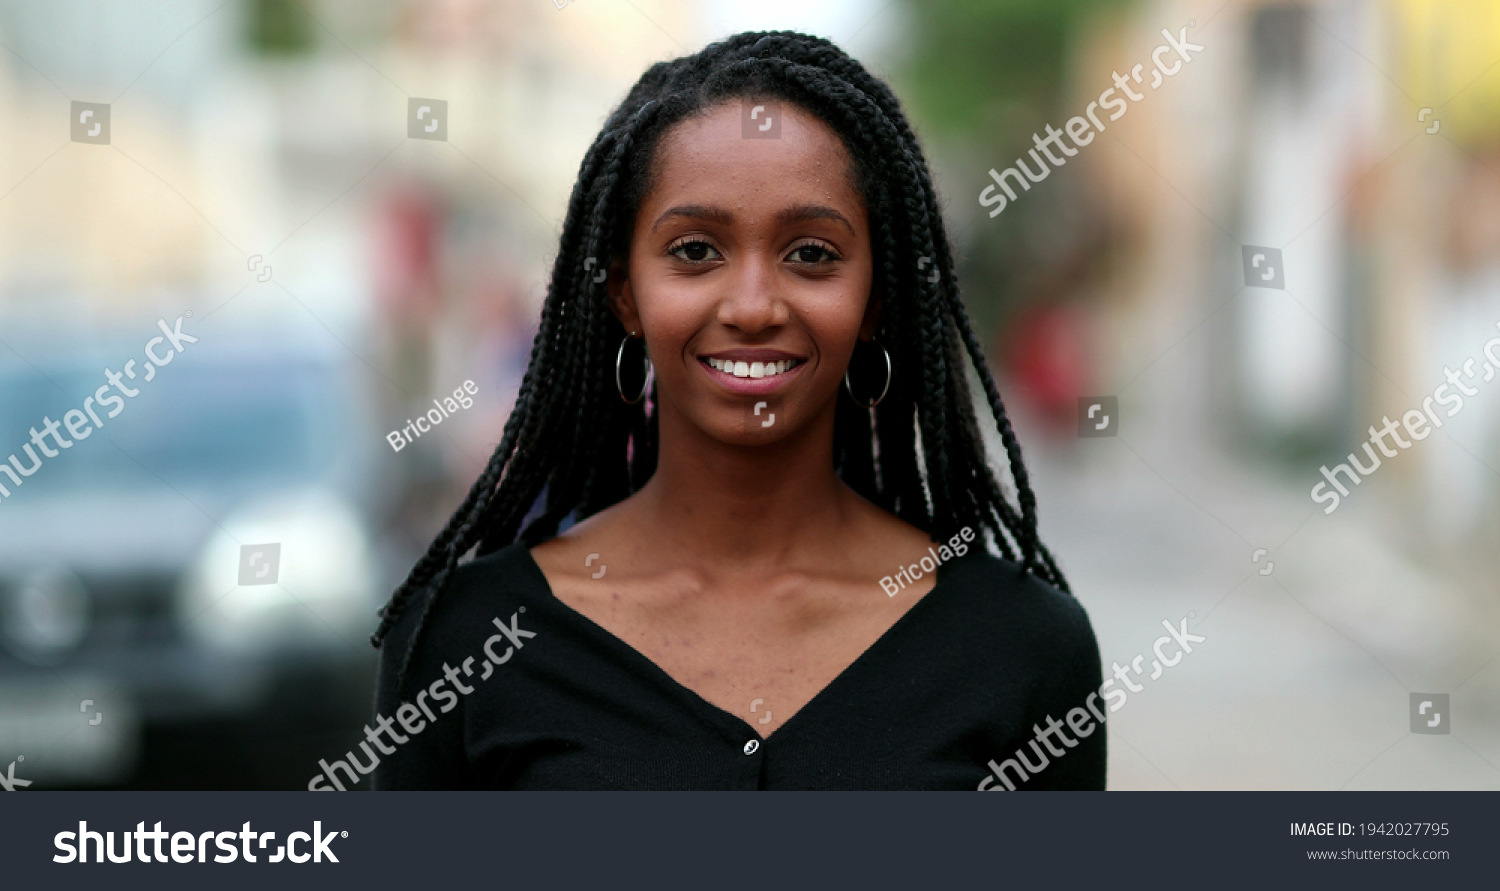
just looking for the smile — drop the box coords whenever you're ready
[702,357,803,379]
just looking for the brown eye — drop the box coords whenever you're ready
[789,244,838,264]
[669,240,721,263]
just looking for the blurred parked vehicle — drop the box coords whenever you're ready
[0,320,390,788]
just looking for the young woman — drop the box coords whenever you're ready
[368,31,1104,791]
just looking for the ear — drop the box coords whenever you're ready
[858,288,882,342]
[607,258,641,335]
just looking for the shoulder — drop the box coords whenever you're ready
[378,542,546,671]
[935,545,1099,675]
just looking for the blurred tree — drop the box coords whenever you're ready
[246,0,316,55]
[894,0,1136,423]
[899,0,1123,136]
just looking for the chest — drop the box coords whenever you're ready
[547,575,906,736]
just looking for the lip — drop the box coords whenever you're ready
[699,349,805,363]
[697,354,808,395]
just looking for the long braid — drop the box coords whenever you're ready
[370,298,555,647]
[737,33,1057,581]
[555,103,658,510]
[384,302,569,681]
[810,43,1056,585]
[951,303,1048,579]
[371,104,658,689]
[812,39,1053,582]
[728,55,961,536]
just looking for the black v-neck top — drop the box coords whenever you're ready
[371,540,1105,790]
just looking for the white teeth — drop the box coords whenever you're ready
[707,357,798,378]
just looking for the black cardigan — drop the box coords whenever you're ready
[367,539,1105,790]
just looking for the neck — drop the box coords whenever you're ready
[634,397,858,572]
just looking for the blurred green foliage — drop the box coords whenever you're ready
[900,0,1128,133]
[246,0,316,55]
[895,0,1137,340]
[899,0,1132,136]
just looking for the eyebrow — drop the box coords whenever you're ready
[651,203,856,234]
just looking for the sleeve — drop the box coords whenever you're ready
[369,585,476,790]
[1024,599,1107,790]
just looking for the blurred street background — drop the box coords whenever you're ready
[0,0,1496,789]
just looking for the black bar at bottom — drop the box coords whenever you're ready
[0,791,1488,889]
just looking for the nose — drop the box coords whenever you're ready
[715,251,789,334]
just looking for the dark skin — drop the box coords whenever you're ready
[530,101,938,737]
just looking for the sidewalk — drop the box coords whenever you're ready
[996,410,1500,790]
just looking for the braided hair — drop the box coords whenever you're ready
[371,31,1072,688]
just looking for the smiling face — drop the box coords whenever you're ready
[611,99,877,446]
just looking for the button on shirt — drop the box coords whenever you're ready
[372,540,1105,790]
